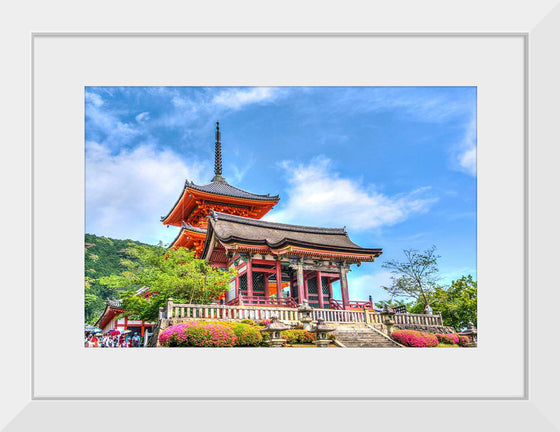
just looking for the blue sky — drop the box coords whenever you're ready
[85,86,476,302]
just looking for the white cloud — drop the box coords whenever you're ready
[346,271,394,301]
[265,156,438,231]
[135,112,150,123]
[212,87,281,109]
[85,91,104,107]
[85,141,209,245]
[85,94,142,148]
[456,118,477,177]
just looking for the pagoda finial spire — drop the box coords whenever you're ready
[212,121,226,182]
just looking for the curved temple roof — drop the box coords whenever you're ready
[185,179,280,202]
[202,211,383,261]
[161,123,279,226]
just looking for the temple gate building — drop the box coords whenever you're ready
[162,122,383,310]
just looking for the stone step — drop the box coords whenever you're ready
[332,324,402,347]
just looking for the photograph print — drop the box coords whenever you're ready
[84,86,477,349]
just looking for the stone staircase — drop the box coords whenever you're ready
[332,323,403,348]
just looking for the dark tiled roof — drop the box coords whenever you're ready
[106,299,122,308]
[206,211,382,255]
[186,179,280,201]
[181,223,208,234]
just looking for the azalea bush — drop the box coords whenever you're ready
[435,333,460,345]
[391,329,438,347]
[231,323,263,346]
[281,329,316,344]
[457,335,470,346]
[240,319,256,326]
[158,321,237,347]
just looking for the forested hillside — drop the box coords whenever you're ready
[84,234,149,324]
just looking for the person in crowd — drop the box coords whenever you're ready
[131,333,140,347]
[424,304,433,315]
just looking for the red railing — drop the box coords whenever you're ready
[329,299,373,310]
[226,295,298,308]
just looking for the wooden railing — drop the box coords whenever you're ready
[160,300,443,326]
[329,299,373,310]
[225,295,298,308]
[313,308,367,323]
[164,301,300,322]
[392,312,443,327]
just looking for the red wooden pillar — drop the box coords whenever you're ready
[247,256,253,299]
[141,320,145,337]
[235,274,240,297]
[276,260,283,299]
[304,273,309,300]
[317,271,324,308]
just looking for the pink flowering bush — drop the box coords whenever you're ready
[435,333,460,345]
[457,335,470,346]
[158,321,237,347]
[391,330,438,347]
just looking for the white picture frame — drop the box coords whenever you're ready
[3,1,560,430]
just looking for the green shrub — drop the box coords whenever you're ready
[281,329,316,344]
[231,323,263,346]
[240,319,256,326]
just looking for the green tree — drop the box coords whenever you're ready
[84,275,104,324]
[381,245,441,307]
[99,245,236,321]
[430,275,477,330]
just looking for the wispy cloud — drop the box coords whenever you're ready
[347,271,394,301]
[212,87,282,109]
[455,117,477,177]
[300,87,476,124]
[265,156,438,231]
[135,112,150,123]
[85,141,209,245]
[85,91,144,148]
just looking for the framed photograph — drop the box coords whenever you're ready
[3,1,560,430]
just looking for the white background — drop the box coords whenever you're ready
[2,0,560,430]
[33,35,524,398]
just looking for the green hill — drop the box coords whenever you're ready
[84,234,149,324]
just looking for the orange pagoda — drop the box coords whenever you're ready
[161,122,280,256]
[162,122,383,310]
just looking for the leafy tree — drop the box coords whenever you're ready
[99,245,236,321]
[84,275,104,324]
[430,275,477,330]
[381,246,441,307]
[84,234,148,324]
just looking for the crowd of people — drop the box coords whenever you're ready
[84,331,144,347]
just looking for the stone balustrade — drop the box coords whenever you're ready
[159,300,443,326]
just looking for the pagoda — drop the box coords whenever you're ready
[162,122,383,310]
[162,122,280,256]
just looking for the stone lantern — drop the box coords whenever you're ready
[260,316,292,347]
[310,318,335,348]
[459,322,477,345]
[380,303,396,336]
[298,299,314,331]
